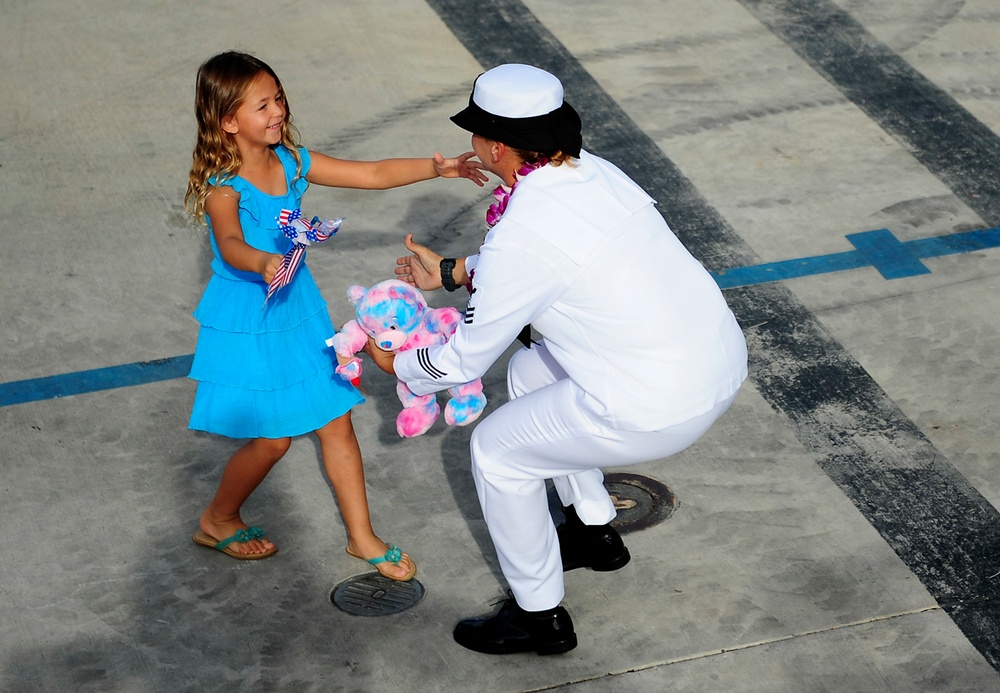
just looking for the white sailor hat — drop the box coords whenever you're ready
[450,64,582,157]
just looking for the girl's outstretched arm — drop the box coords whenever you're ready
[306,151,487,189]
[205,188,283,282]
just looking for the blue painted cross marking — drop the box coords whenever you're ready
[2,227,998,408]
[846,229,932,279]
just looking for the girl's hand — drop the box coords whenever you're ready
[395,234,444,290]
[434,151,488,186]
[259,254,283,284]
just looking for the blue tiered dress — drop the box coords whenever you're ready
[188,145,363,439]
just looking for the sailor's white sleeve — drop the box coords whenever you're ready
[394,225,564,395]
[464,253,479,276]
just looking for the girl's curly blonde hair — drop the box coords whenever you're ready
[184,51,302,222]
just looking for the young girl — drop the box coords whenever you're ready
[183,51,486,580]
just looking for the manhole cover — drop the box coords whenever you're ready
[603,472,676,534]
[331,574,425,616]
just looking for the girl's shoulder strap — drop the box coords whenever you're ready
[274,145,311,176]
[274,145,311,199]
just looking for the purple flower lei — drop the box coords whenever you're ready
[485,157,550,228]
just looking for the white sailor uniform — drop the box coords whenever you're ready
[394,150,748,611]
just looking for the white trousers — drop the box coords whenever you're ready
[469,341,738,611]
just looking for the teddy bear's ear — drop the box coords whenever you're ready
[346,285,367,306]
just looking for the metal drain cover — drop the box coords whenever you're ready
[331,574,425,616]
[604,472,676,535]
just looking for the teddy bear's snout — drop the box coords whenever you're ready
[375,330,407,352]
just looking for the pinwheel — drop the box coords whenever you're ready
[264,208,343,308]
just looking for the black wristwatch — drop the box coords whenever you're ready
[440,257,459,292]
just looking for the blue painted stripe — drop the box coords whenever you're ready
[2,226,998,409]
[712,226,1000,288]
[713,249,868,289]
[0,355,193,407]
[909,226,1000,257]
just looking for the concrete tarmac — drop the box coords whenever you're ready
[2,1,999,691]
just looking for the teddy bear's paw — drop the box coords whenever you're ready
[396,402,441,438]
[444,393,487,427]
[335,358,362,386]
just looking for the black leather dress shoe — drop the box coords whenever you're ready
[453,598,577,655]
[558,505,631,572]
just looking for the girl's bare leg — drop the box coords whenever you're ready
[315,412,414,579]
[199,436,290,555]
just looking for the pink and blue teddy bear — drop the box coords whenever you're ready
[327,279,487,438]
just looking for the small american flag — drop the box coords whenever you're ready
[264,209,343,308]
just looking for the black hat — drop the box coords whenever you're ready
[451,64,582,157]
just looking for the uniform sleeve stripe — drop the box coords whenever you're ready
[417,348,447,379]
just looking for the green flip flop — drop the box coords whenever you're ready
[193,526,277,560]
[346,544,417,581]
